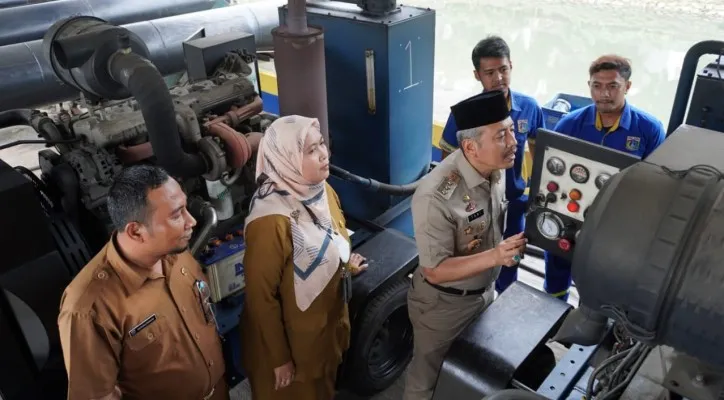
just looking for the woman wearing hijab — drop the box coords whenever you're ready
[241,115,368,399]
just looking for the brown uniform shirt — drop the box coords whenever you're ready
[58,235,228,400]
[241,184,351,393]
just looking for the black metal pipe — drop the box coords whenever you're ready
[666,40,724,135]
[0,0,55,9]
[0,138,79,151]
[0,0,26,7]
[0,2,281,111]
[0,0,217,47]
[108,52,207,178]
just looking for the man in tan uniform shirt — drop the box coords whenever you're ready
[58,165,229,400]
[403,90,528,400]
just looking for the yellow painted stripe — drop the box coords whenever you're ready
[260,70,278,96]
[432,121,444,150]
[258,69,533,182]
[522,142,533,185]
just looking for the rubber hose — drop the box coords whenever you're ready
[482,389,549,400]
[0,109,32,129]
[34,115,70,152]
[108,52,207,178]
[329,164,424,196]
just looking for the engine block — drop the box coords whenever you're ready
[70,74,260,149]
[34,38,271,249]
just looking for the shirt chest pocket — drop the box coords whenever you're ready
[125,314,170,352]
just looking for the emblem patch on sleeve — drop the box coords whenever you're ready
[436,171,460,199]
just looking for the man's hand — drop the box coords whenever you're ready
[493,232,527,267]
[274,361,295,390]
[348,253,368,276]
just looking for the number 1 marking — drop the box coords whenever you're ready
[404,40,420,91]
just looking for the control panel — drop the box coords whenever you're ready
[198,229,246,303]
[525,129,640,261]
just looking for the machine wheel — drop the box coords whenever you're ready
[345,277,413,395]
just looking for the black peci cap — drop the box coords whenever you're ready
[450,90,510,131]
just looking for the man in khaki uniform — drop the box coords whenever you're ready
[403,90,528,400]
[58,165,230,400]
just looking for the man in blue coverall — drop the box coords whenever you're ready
[438,35,545,295]
[545,54,666,301]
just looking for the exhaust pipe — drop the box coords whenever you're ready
[0,1,283,111]
[273,0,330,144]
[0,0,218,47]
[0,0,55,9]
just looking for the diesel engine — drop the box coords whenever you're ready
[19,16,271,259]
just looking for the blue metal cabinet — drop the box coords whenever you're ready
[280,3,436,225]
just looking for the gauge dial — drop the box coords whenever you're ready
[546,157,566,176]
[536,212,563,240]
[595,172,612,189]
[570,164,590,184]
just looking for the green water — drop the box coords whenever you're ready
[233,0,724,126]
[410,0,724,126]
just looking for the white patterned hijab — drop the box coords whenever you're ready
[245,115,341,311]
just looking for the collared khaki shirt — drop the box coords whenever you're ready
[411,149,508,290]
[58,235,228,400]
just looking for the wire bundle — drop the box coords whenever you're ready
[585,331,652,400]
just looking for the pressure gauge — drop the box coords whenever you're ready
[536,212,564,240]
[570,164,590,184]
[546,156,566,176]
[595,172,612,189]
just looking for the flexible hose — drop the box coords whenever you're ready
[329,164,425,196]
[34,114,72,152]
[585,348,633,398]
[598,346,651,400]
[108,51,207,178]
[0,109,32,129]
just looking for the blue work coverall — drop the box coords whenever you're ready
[545,101,666,300]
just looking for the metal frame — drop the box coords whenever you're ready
[536,344,601,399]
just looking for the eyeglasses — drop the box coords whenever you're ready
[589,82,623,94]
[194,280,216,325]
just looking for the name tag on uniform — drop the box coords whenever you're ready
[468,209,485,222]
[129,314,157,337]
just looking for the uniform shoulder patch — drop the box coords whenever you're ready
[435,171,461,200]
[61,265,114,315]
